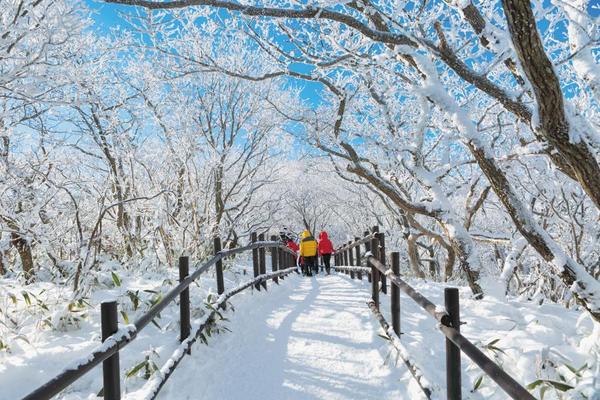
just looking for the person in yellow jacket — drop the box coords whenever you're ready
[299,230,318,276]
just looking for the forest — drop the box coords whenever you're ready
[0,0,599,399]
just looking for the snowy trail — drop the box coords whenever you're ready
[155,274,424,400]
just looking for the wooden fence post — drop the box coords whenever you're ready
[291,252,297,272]
[278,244,285,276]
[391,252,400,336]
[347,246,352,275]
[445,288,462,400]
[369,234,380,309]
[348,242,355,279]
[354,237,362,280]
[378,229,387,294]
[259,233,267,290]
[364,230,372,282]
[214,238,225,296]
[271,235,279,283]
[178,256,191,349]
[251,232,260,290]
[101,301,121,400]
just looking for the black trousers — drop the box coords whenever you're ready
[304,256,317,276]
[322,253,332,274]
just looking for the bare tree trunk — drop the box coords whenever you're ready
[346,161,483,297]
[407,234,425,279]
[467,141,600,322]
[502,0,600,211]
[444,246,456,282]
[11,232,34,282]
[417,241,439,278]
[0,251,6,276]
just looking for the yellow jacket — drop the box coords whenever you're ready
[299,230,318,257]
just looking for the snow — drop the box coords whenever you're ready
[2,269,599,399]
[154,274,425,400]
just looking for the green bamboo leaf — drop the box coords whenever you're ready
[527,379,544,390]
[544,380,574,392]
[473,375,483,391]
[540,385,548,400]
[126,361,147,378]
[151,319,162,330]
[120,311,129,324]
[111,272,121,287]
[21,291,32,306]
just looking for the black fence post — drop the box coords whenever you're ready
[259,233,267,290]
[354,237,362,280]
[364,230,372,282]
[391,252,401,336]
[271,235,279,283]
[214,238,225,296]
[379,231,387,294]
[445,287,462,400]
[251,232,260,290]
[178,256,191,349]
[101,301,121,400]
[278,245,285,276]
[348,242,355,279]
[346,243,352,277]
[369,235,380,309]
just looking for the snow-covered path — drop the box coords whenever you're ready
[156,274,424,400]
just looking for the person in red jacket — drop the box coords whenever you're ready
[318,231,334,274]
[286,239,299,253]
[281,233,300,267]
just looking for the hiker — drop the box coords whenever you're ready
[285,237,299,253]
[287,237,300,267]
[299,230,318,276]
[318,231,334,275]
[280,232,300,267]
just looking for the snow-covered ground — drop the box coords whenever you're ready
[1,267,599,399]
[0,259,258,400]
[153,274,424,400]
[371,276,600,400]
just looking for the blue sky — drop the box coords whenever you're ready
[86,0,599,108]
[86,0,326,106]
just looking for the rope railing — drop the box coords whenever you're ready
[22,237,298,400]
[334,226,536,400]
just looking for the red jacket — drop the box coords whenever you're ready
[287,240,299,253]
[318,231,334,255]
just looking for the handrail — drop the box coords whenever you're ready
[366,300,434,399]
[137,266,298,400]
[367,257,450,325]
[363,254,535,400]
[22,240,296,400]
[135,241,294,331]
[334,233,376,253]
[333,226,535,400]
